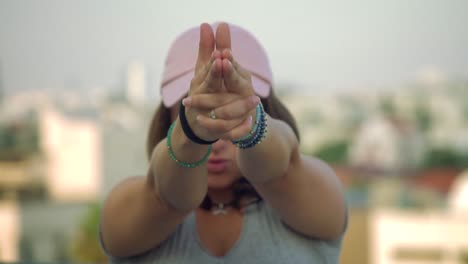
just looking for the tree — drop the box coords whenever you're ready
[414,104,432,132]
[423,147,468,169]
[70,203,107,264]
[313,141,350,165]
[380,95,396,117]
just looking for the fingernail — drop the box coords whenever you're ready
[182,97,191,106]
[252,96,260,104]
[196,115,201,121]
[248,115,253,126]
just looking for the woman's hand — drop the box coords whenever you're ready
[183,23,259,141]
[182,23,227,142]
[183,92,259,140]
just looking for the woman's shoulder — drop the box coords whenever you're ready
[233,201,345,263]
[251,201,346,249]
[101,214,197,263]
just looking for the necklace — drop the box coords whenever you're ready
[211,201,235,215]
[211,203,228,215]
[207,198,261,215]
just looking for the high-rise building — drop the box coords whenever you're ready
[126,61,146,106]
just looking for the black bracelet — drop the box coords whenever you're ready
[178,102,218,145]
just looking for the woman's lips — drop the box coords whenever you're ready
[207,159,228,173]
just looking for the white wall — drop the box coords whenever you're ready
[370,209,468,264]
[39,108,101,202]
[0,202,19,262]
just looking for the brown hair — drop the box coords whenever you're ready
[146,89,300,209]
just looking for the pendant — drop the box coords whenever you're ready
[212,203,228,215]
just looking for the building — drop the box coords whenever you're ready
[126,61,147,106]
[427,93,465,148]
[0,201,19,262]
[448,170,468,214]
[369,209,468,264]
[349,115,425,172]
[282,94,358,153]
[39,107,102,202]
[0,100,102,262]
[340,168,468,264]
[99,102,150,198]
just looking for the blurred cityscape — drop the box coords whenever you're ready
[0,61,468,264]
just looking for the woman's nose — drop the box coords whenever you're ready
[211,139,228,153]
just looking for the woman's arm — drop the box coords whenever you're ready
[185,25,347,240]
[100,23,258,258]
[100,119,210,258]
[237,116,347,240]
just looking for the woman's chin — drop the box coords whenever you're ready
[207,174,237,190]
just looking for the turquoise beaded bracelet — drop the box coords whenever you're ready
[167,121,212,168]
[232,103,262,144]
[232,102,268,149]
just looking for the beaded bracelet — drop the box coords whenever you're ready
[233,103,268,149]
[166,121,212,168]
[236,113,268,149]
[232,103,262,144]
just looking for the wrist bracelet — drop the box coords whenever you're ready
[179,101,218,145]
[233,103,268,149]
[167,121,212,168]
[232,103,262,144]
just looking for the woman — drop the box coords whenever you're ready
[100,22,347,263]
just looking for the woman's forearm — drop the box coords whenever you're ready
[237,116,297,183]
[236,116,346,239]
[152,117,209,211]
[101,118,211,257]
[101,176,187,257]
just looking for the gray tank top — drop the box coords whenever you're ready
[101,201,345,264]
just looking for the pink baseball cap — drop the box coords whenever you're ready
[160,22,273,107]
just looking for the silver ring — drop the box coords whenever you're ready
[209,110,217,120]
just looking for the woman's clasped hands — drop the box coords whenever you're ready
[181,23,261,142]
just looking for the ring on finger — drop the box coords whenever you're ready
[209,110,217,120]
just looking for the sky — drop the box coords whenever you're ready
[1,0,468,99]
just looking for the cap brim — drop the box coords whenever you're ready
[252,75,271,98]
[161,71,193,108]
[161,71,271,108]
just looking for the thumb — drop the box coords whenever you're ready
[223,59,253,96]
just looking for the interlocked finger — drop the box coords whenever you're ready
[183,93,247,111]
[222,58,254,96]
[196,114,248,134]
[231,58,252,81]
[191,55,216,88]
[200,57,223,93]
[219,117,254,141]
[222,49,251,80]
[210,96,259,120]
